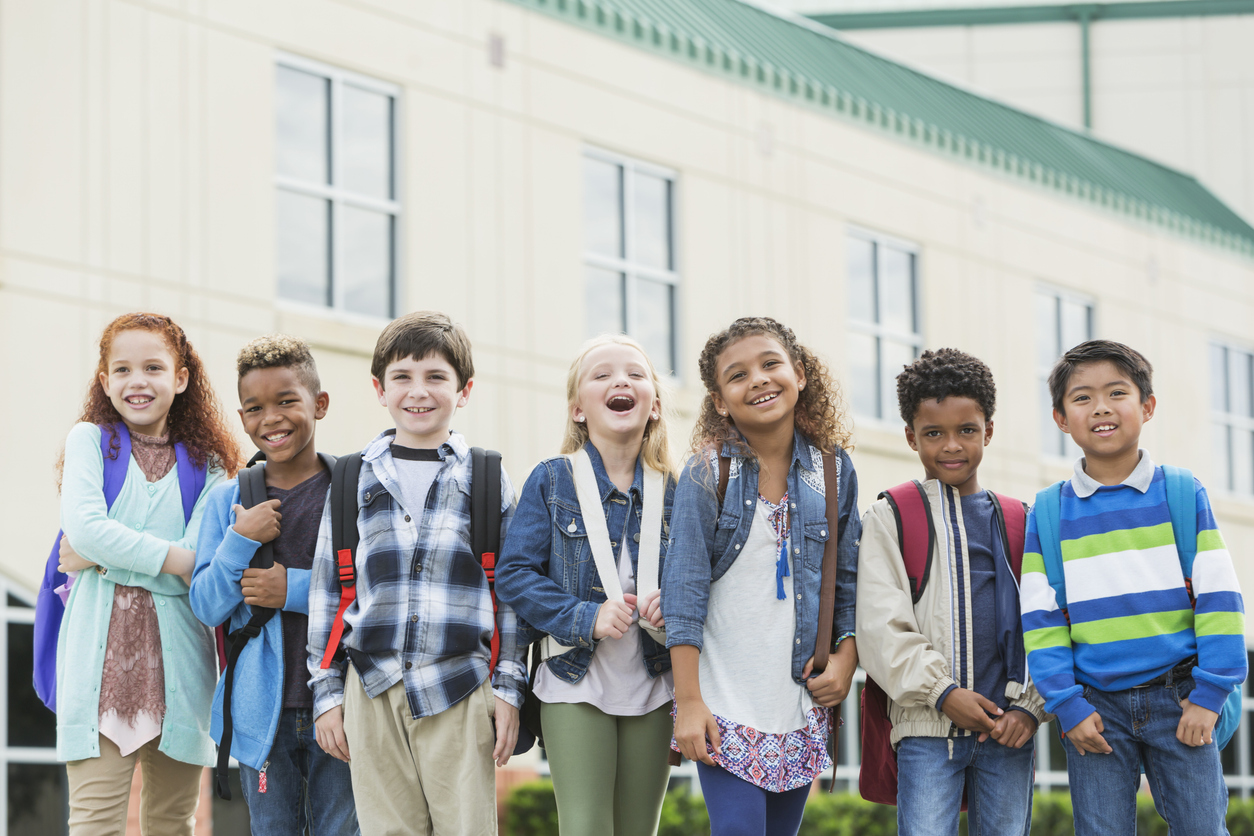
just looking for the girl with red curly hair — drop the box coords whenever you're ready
[55,312,240,835]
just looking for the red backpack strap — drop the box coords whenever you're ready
[879,481,934,604]
[320,452,363,670]
[989,493,1027,579]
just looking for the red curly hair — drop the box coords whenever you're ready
[691,316,853,459]
[57,312,241,486]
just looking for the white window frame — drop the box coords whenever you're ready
[846,226,924,424]
[274,52,403,323]
[1036,285,1095,460]
[1212,340,1254,498]
[582,146,681,378]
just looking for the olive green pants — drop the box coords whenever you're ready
[541,701,674,836]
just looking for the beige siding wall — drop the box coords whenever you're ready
[4,0,1254,637]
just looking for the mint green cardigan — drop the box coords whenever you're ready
[56,422,225,765]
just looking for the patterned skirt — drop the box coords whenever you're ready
[672,703,832,792]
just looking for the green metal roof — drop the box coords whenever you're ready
[504,0,1254,257]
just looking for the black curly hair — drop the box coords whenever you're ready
[896,348,996,426]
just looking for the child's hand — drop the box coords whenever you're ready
[940,688,1000,738]
[1066,711,1112,755]
[593,594,637,640]
[989,709,1037,748]
[315,705,350,762]
[674,697,721,766]
[802,638,858,707]
[1177,699,1219,747]
[492,697,520,767]
[241,563,288,608]
[232,499,282,544]
[639,589,665,629]
[57,536,96,573]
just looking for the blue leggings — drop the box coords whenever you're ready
[696,762,811,836]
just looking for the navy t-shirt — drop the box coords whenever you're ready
[962,492,1010,710]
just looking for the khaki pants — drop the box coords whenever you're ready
[65,736,202,836]
[343,667,497,836]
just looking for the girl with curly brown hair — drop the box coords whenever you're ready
[54,312,240,836]
[661,317,861,836]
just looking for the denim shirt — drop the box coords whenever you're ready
[661,430,861,683]
[495,442,675,684]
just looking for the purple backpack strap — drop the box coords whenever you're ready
[173,440,206,524]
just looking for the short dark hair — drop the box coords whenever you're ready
[237,334,321,395]
[1047,339,1153,412]
[371,311,474,388]
[896,348,996,425]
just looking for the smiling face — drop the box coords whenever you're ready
[372,352,472,449]
[710,334,805,440]
[571,343,660,449]
[238,366,328,469]
[97,328,189,437]
[906,396,993,496]
[1054,359,1154,473]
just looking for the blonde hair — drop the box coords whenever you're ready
[561,334,674,479]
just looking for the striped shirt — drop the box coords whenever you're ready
[307,430,526,721]
[1020,453,1246,732]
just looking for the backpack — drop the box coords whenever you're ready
[859,482,1027,807]
[214,454,335,801]
[34,423,207,713]
[317,447,538,755]
[1033,466,1243,750]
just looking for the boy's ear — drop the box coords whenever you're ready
[371,376,386,405]
[904,423,919,451]
[456,379,473,408]
[984,419,994,446]
[1141,394,1156,423]
[1053,408,1070,434]
[314,391,330,420]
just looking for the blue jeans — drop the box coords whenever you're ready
[239,708,360,836]
[897,733,1034,836]
[695,762,811,836]
[1065,675,1229,836]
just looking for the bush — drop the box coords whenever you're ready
[504,780,558,836]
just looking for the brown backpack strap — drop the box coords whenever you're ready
[812,451,840,673]
[717,455,730,509]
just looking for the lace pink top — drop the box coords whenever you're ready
[98,431,169,756]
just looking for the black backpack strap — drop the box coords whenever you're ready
[318,452,363,672]
[217,463,281,800]
[471,448,504,670]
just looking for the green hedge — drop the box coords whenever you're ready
[505,781,1254,836]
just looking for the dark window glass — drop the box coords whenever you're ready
[8,763,68,836]
[7,594,30,608]
[8,623,56,748]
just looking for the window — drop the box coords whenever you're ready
[1213,343,1254,495]
[275,56,400,319]
[1037,289,1093,457]
[583,149,679,376]
[847,231,922,422]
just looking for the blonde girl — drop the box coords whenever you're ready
[661,316,862,836]
[496,334,676,836]
[55,312,240,835]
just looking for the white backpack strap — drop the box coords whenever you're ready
[636,466,667,644]
[568,449,625,603]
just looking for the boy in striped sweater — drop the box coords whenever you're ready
[1021,340,1245,836]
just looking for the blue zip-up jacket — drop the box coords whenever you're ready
[190,473,320,770]
[495,442,675,683]
[661,431,861,681]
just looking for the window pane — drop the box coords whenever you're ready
[584,158,623,258]
[7,594,30,608]
[8,623,56,748]
[633,174,672,270]
[341,85,393,199]
[882,340,917,423]
[1060,299,1091,351]
[276,191,330,307]
[586,267,625,338]
[636,277,675,376]
[1230,350,1253,419]
[1042,379,1069,457]
[1237,428,1254,496]
[1214,423,1233,492]
[848,238,875,324]
[338,205,393,319]
[1037,294,1059,369]
[8,764,68,836]
[879,247,915,335]
[275,66,329,184]
[1212,345,1229,413]
[848,333,878,418]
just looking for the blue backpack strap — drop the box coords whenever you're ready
[101,423,132,507]
[1033,481,1068,616]
[1163,466,1197,582]
[172,440,207,524]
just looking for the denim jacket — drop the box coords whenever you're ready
[661,430,861,683]
[495,442,675,684]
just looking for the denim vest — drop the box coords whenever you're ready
[495,443,675,684]
[661,430,861,683]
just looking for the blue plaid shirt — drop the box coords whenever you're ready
[307,430,526,720]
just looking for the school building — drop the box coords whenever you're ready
[2,0,1253,831]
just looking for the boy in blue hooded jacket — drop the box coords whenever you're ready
[191,335,358,836]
